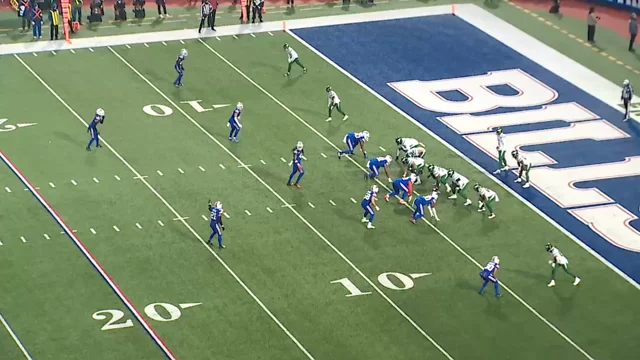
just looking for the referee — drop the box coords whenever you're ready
[199,0,212,34]
[622,79,634,121]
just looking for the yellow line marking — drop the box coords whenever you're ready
[616,60,624,65]
[601,52,608,56]
[545,21,553,25]
[553,25,560,29]
[538,17,546,22]
[626,65,633,70]
[515,4,522,9]
[561,30,568,34]
[568,34,575,38]
[576,38,584,43]
[583,42,591,47]
[608,56,616,60]
[635,70,640,74]
[530,12,537,16]
[523,9,530,13]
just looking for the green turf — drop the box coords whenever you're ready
[3,2,640,359]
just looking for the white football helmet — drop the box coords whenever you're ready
[236,102,244,111]
[371,185,379,193]
[214,201,223,210]
[410,173,417,182]
[385,155,392,163]
[296,141,304,150]
[623,79,630,86]
[180,49,188,57]
[96,108,105,117]
[491,256,500,264]
[362,131,370,141]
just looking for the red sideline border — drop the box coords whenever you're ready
[0,149,178,360]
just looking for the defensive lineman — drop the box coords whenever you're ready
[622,79,634,121]
[338,131,369,158]
[384,174,417,205]
[395,137,420,161]
[410,188,440,223]
[326,86,348,122]
[283,43,307,77]
[545,243,581,287]
[474,183,499,219]
[512,150,532,188]
[366,155,393,181]
[86,108,105,151]
[447,169,473,206]
[493,127,509,174]
[361,185,379,229]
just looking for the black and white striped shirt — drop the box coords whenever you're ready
[622,84,634,101]
[201,2,212,18]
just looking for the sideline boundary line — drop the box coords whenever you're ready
[0,149,177,360]
[108,43,454,360]
[13,54,315,360]
[199,29,593,359]
[0,312,33,360]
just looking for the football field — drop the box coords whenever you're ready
[1,5,640,359]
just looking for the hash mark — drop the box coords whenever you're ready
[158,220,165,226]
[49,182,55,188]
[320,153,327,158]
[157,170,164,176]
[126,44,131,49]
[144,43,149,47]
[233,35,238,39]
[43,234,50,240]
[134,175,148,179]
[260,160,267,165]
[4,187,10,193]
[33,52,38,57]
[216,37,221,41]
[178,168,184,174]
[136,223,142,229]
[329,200,336,206]
[201,214,208,220]
[219,164,226,169]
[350,198,357,203]
[250,33,256,38]
[93,177,99,183]
[20,236,26,243]
[281,203,296,208]
[51,51,56,55]
[268,32,274,36]
[0,240,3,245]
[199,166,206,172]
[89,48,94,52]
[238,164,252,168]
[90,228,96,234]
[114,175,121,180]
[280,157,287,163]
[223,212,230,218]
[70,49,76,54]
[173,217,189,221]
[162,41,168,46]
[378,146,386,151]
[308,202,315,208]
[113,226,120,232]
[266,207,273,213]
[71,180,77,185]
[180,40,185,44]
[244,210,252,216]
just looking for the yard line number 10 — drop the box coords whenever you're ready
[331,272,431,297]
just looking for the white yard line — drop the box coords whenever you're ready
[0,313,32,360]
[18,52,312,360]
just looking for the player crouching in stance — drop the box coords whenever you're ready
[207,200,225,249]
[338,131,369,158]
[365,155,392,181]
[361,185,379,229]
[326,86,348,122]
[447,169,472,206]
[384,174,417,205]
[395,137,420,161]
[410,188,439,223]
[287,141,305,188]
[474,183,499,219]
[283,43,307,77]
[427,164,451,193]
[479,256,502,297]
[227,102,243,142]
[545,243,581,287]
[511,150,531,188]
[402,156,425,185]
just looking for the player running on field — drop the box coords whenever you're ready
[338,131,369,158]
[479,256,502,297]
[207,200,225,249]
[384,174,417,205]
[545,243,581,287]
[287,141,306,188]
[447,169,472,206]
[283,43,307,77]
[366,155,393,181]
[326,86,348,122]
[493,127,509,174]
[511,149,532,188]
[402,157,425,185]
[395,137,420,161]
[361,185,379,229]
[427,164,451,193]
[410,188,440,223]
[474,183,499,219]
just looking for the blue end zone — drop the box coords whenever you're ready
[293,15,640,283]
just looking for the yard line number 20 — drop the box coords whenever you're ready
[92,302,183,331]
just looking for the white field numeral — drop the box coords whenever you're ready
[92,310,135,331]
[144,303,182,322]
[377,272,415,291]
[330,278,371,297]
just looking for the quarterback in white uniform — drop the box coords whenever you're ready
[326,86,348,122]
[395,137,420,160]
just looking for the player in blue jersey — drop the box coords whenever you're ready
[479,256,502,297]
[228,102,243,142]
[86,108,105,151]
[360,185,379,229]
[337,131,369,158]
[384,174,416,205]
[173,49,188,87]
[207,200,225,249]
[410,188,440,223]
[287,141,305,188]
[365,155,393,181]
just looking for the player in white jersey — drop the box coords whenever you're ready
[405,146,426,159]
[493,127,509,174]
[427,164,451,193]
[447,170,472,206]
[545,243,581,287]
[283,43,307,77]
[326,86,348,122]
[511,150,532,188]
[402,157,425,184]
[474,183,499,219]
[395,137,420,161]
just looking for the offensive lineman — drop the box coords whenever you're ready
[395,137,420,161]
[447,169,472,206]
[474,183,499,219]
